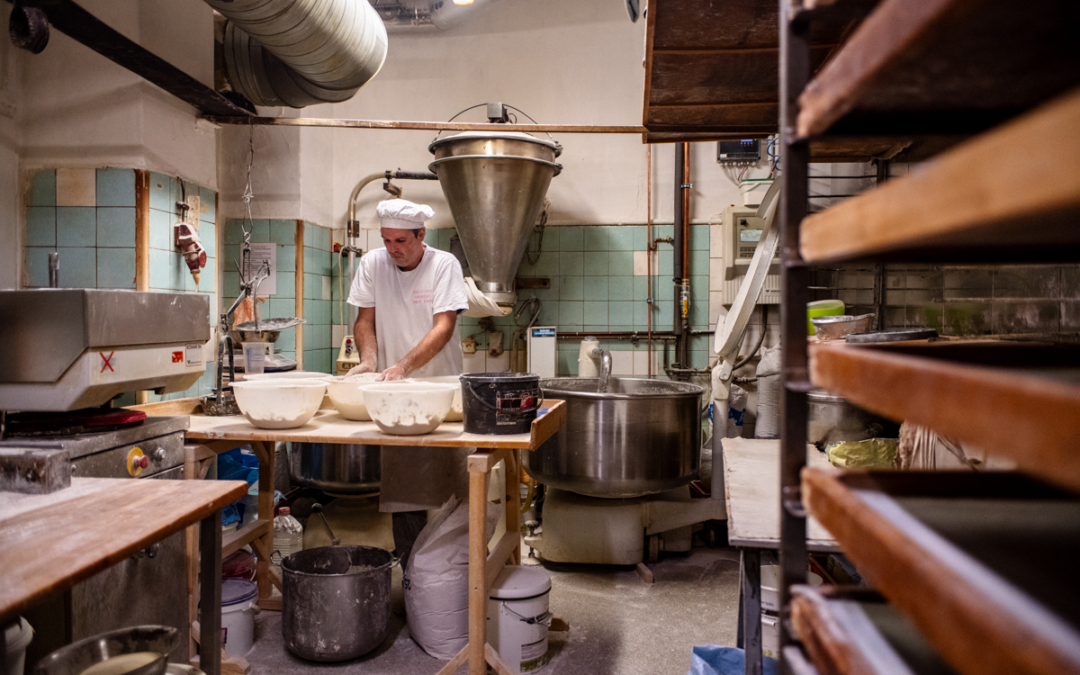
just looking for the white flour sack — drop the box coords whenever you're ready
[403,495,499,659]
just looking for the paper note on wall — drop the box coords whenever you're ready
[244,243,277,296]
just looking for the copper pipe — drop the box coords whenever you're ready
[682,142,690,274]
[647,144,653,378]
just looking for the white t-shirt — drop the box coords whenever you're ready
[347,246,469,378]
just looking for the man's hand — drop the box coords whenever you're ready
[347,362,376,377]
[380,364,407,381]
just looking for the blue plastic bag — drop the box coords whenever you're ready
[218,447,258,524]
[687,646,779,675]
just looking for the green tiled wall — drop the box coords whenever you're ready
[425,224,712,377]
[222,219,339,374]
[23,169,219,402]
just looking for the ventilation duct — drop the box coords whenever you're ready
[206,0,388,108]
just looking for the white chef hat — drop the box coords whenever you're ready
[376,199,435,230]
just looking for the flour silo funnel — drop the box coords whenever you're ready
[429,131,562,306]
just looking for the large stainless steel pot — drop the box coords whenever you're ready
[288,443,380,494]
[282,546,394,661]
[807,390,900,448]
[524,377,704,498]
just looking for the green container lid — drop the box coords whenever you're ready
[807,299,844,335]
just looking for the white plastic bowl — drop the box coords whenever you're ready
[231,380,328,429]
[360,382,458,435]
[326,379,375,421]
[412,376,463,422]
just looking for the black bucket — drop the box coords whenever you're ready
[460,372,542,435]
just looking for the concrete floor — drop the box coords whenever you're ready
[246,546,741,675]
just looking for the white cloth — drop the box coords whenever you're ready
[347,245,471,512]
[462,276,512,318]
[347,246,469,378]
[376,198,435,230]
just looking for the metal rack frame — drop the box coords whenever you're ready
[778,1,812,663]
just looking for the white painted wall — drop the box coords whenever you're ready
[18,0,217,187]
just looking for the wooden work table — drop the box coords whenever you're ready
[135,396,567,675]
[0,477,248,675]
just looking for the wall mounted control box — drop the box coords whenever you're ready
[721,204,780,305]
[716,139,761,163]
[527,326,557,378]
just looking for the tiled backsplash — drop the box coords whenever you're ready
[23,168,219,402]
[222,218,339,374]
[354,224,715,377]
[811,264,1080,340]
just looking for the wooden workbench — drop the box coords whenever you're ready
[720,437,838,675]
[0,477,247,675]
[137,397,566,675]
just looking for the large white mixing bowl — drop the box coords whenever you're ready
[360,382,458,435]
[231,379,328,429]
[411,376,463,422]
[326,378,377,420]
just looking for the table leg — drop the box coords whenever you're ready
[252,441,275,605]
[741,548,762,675]
[199,508,223,675]
[468,465,490,675]
[506,450,521,565]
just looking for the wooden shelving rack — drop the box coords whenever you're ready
[778,0,1080,674]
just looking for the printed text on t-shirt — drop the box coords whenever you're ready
[413,290,433,305]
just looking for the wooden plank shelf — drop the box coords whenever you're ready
[797,0,1080,140]
[809,340,1080,493]
[791,586,957,675]
[802,469,1080,675]
[223,518,270,558]
[800,89,1080,264]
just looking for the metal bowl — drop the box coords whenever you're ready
[810,313,875,340]
[227,329,281,344]
[34,625,179,675]
[289,442,381,493]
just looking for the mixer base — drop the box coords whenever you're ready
[531,487,726,565]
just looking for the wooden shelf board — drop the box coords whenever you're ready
[223,519,270,558]
[797,0,1080,139]
[803,469,1080,675]
[810,340,1080,493]
[801,89,1080,264]
[0,477,247,622]
[791,586,957,675]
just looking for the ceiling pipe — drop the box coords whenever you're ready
[205,0,388,108]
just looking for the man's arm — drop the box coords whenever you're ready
[381,310,458,381]
[348,306,379,375]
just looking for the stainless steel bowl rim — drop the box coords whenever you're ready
[807,389,848,403]
[34,625,179,675]
[428,131,561,154]
[540,377,704,400]
[810,313,875,325]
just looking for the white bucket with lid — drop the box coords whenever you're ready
[486,566,552,672]
[221,578,259,657]
[3,617,33,675]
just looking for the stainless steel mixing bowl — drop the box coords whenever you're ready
[288,442,381,494]
[524,377,704,498]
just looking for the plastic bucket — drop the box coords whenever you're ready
[460,373,541,435]
[3,617,33,675]
[221,578,258,657]
[486,566,552,672]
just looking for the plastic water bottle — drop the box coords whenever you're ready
[273,506,304,566]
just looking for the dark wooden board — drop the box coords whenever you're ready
[803,469,1080,675]
[791,585,957,675]
[798,0,1080,138]
[810,340,1080,494]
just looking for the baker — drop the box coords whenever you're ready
[346,198,470,569]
